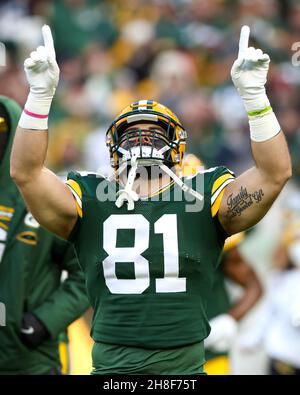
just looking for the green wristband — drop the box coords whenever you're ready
[247,105,272,118]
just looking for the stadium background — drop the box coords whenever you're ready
[1,0,300,374]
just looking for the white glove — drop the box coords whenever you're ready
[231,26,270,113]
[204,314,238,353]
[230,26,280,142]
[19,25,59,130]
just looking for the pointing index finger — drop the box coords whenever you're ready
[238,25,250,59]
[42,25,56,60]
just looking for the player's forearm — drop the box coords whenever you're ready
[251,131,292,187]
[11,25,59,184]
[228,278,263,321]
[223,256,263,321]
[10,126,48,185]
[221,112,291,235]
[11,130,76,239]
[10,26,77,239]
[231,26,292,188]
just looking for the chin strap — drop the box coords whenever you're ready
[115,157,139,210]
[159,163,203,202]
[115,159,203,210]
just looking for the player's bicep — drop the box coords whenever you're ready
[218,167,277,235]
[20,167,78,239]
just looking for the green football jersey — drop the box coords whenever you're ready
[67,166,234,350]
[206,265,231,322]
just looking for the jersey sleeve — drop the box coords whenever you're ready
[66,171,84,219]
[209,166,235,217]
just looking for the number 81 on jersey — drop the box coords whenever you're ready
[103,214,186,294]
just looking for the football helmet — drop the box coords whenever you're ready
[106,100,187,168]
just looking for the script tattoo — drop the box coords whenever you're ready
[226,186,264,219]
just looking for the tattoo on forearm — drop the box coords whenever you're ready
[226,186,264,219]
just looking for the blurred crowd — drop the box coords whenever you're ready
[1,0,300,180]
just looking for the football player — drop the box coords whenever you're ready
[204,232,263,374]
[10,25,291,374]
[0,95,89,375]
[240,221,300,375]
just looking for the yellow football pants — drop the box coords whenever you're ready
[204,355,230,375]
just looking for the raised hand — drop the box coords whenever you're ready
[231,25,271,115]
[19,25,59,129]
[24,25,59,100]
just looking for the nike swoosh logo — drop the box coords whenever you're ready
[21,326,34,335]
